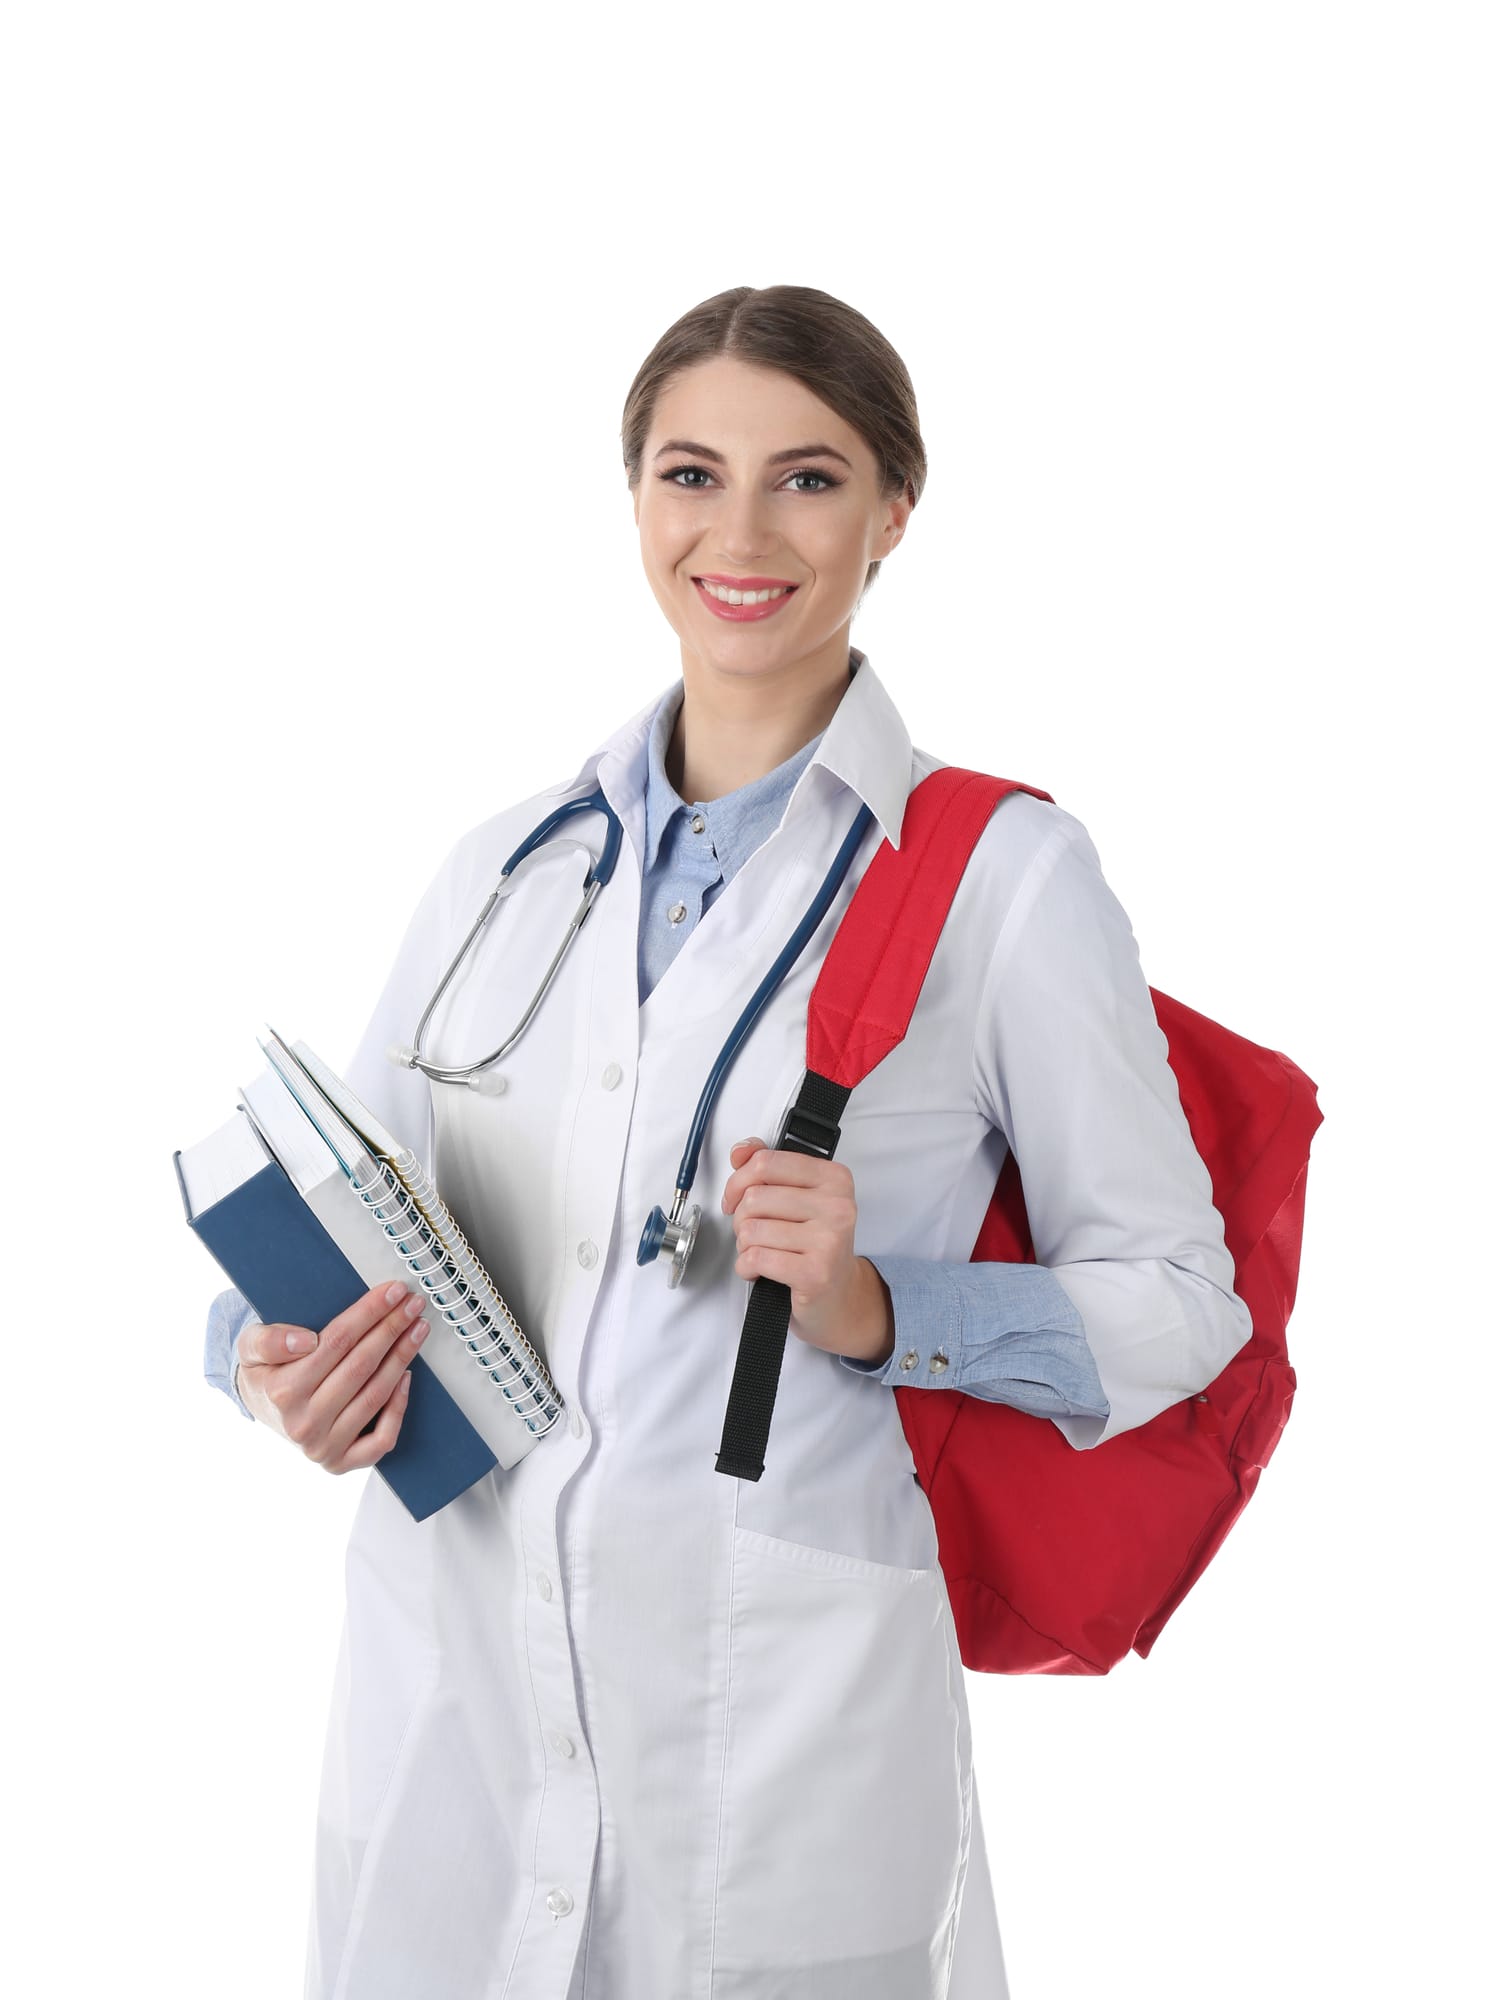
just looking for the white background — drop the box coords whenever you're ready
[4,4,1502,1995]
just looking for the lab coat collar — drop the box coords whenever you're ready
[537,646,914,853]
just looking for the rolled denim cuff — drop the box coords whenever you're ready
[838,1255,1110,1421]
[204,1285,260,1422]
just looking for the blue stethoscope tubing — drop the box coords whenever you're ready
[666,795,874,1200]
[508,782,626,892]
[636,790,874,1278]
[405,785,625,1088]
[402,780,875,1285]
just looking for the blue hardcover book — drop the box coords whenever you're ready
[175,1118,500,1524]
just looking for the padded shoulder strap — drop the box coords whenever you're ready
[806,766,1055,1088]
[714,765,1055,1483]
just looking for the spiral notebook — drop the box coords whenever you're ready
[177,1029,564,1519]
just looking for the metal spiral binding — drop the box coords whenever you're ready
[350,1149,562,1437]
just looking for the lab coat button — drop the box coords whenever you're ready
[668,900,688,925]
[550,1732,576,1759]
[577,1240,598,1269]
[899,1349,919,1372]
[929,1349,950,1374]
[536,1571,554,1601]
[545,1887,574,1918]
[601,1061,622,1090]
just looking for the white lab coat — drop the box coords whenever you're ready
[303,652,1252,1999]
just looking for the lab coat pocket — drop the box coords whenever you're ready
[713,1524,968,1990]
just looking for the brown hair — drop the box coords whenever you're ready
[621,285,926,601]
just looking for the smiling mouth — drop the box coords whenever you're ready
[692,577,800,606]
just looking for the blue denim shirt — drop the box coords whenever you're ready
[205,661,1109,1425]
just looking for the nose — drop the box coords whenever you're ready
[711,484,781,566]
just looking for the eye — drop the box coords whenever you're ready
[655,464,844,493]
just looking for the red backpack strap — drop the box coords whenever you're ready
[808,767,1054,1084]
[714,766,1055,1481]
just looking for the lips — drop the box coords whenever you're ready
[691,575,801,623]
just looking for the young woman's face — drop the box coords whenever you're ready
[633,353,910,681]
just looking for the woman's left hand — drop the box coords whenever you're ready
[721,1137,895,1366]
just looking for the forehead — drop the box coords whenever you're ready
[650,353,864,458]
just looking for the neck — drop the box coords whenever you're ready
[667,631,855,803]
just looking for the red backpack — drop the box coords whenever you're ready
[716,767,1322,1675]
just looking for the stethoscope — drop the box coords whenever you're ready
[387,783,875,1286]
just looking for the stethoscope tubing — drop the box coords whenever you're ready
[409,786,623,1084]
[673,799,875,1197]
[401,780,874,1283]
[502,784,624,890]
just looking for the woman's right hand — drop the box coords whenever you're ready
[233,1281,431,1474]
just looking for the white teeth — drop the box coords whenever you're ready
[697,579,794,606]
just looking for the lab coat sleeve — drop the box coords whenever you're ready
[970,809,1253,1448]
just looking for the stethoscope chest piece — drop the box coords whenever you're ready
[637,1197,701,1288]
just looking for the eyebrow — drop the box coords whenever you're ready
[652,438,854,470]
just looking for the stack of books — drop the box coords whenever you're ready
[174,1029,564,1521]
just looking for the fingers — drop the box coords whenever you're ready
[245,1281,429,1471]
[329,1367,413,1474]
[721,1142,854,1217]
[306,1283,426,1388]
[238,1281,411,1373]
[303,1286,427,1428]
[318,1308,430,1466]
[236,1317,320,1369]
[279,1290,426,1454]
[727,1185,823,1224]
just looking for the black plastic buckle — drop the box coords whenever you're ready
[777,1096,843,1162]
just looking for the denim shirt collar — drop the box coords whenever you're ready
[640,677,832,877]
[537,643,915,860]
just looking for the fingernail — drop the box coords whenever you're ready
[385,1282,407,1306]
[286,1328,312,1354]
[411,1319,430,1346]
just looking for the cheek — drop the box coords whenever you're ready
[639,505,693,582]
[801,509,873,583]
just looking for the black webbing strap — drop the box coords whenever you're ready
[715,1069,851,1481]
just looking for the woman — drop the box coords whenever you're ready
[208,285,1252,1999]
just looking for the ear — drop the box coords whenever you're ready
[874,490,913,561]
